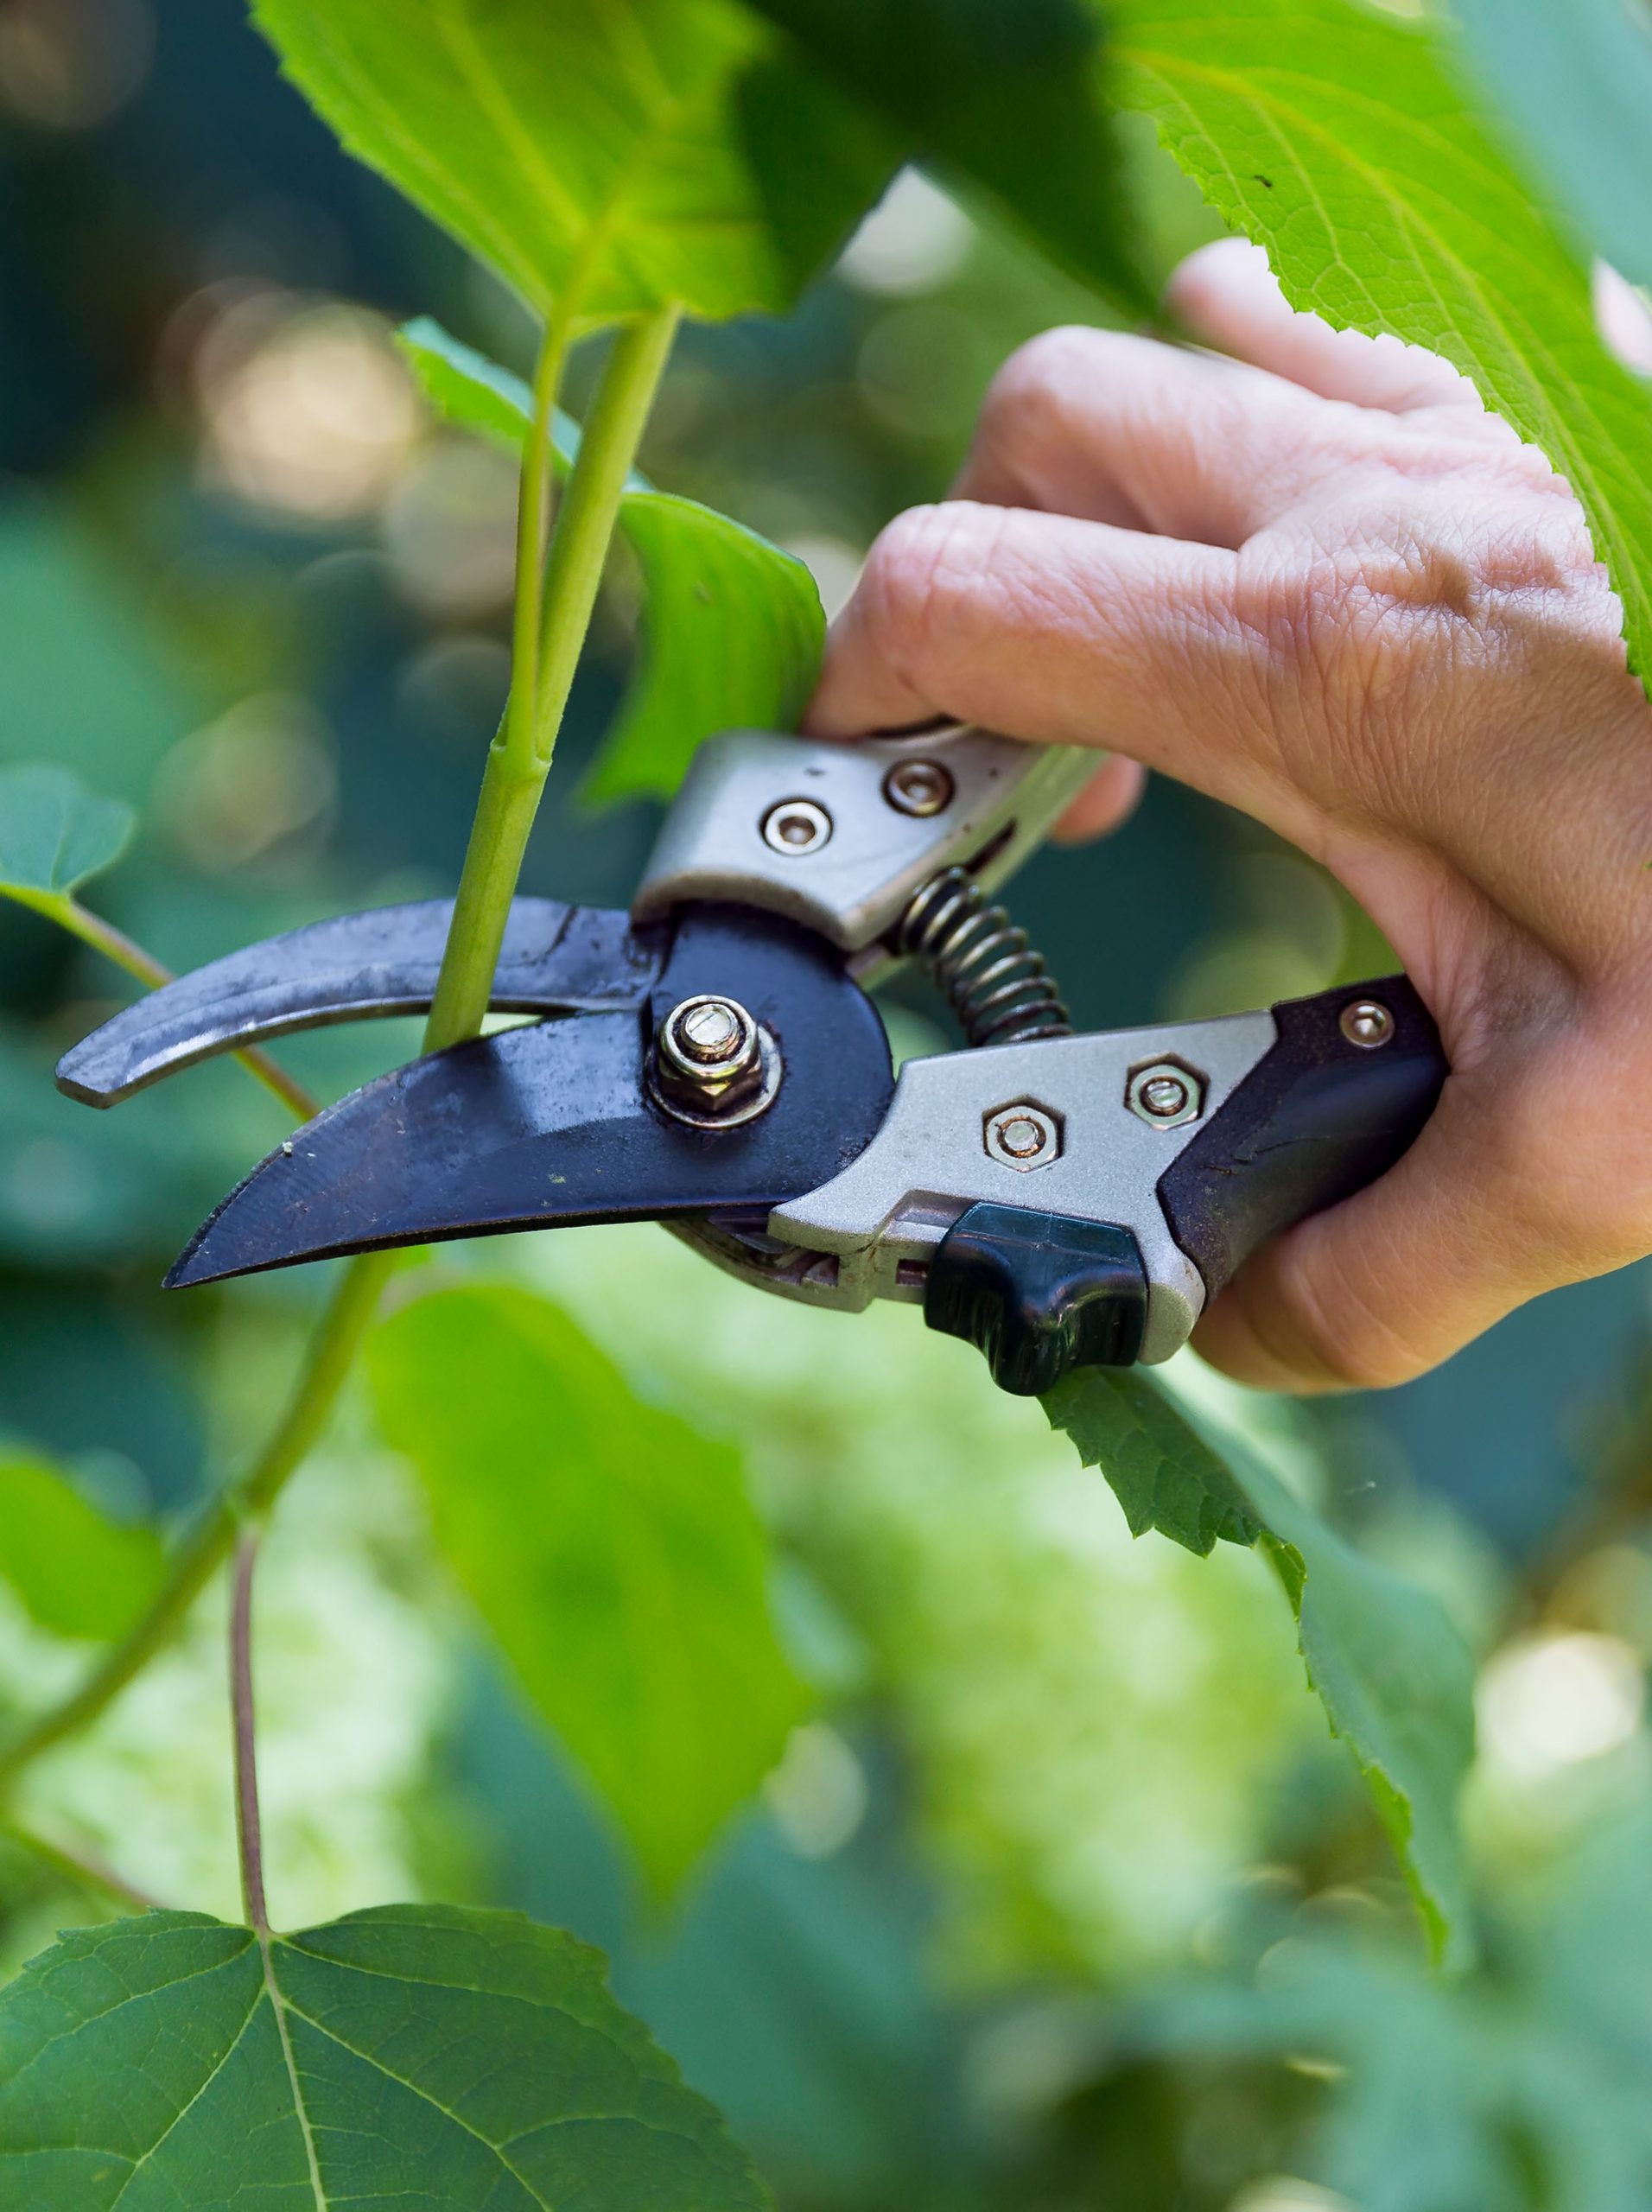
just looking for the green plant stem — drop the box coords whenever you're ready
[50,894,320,1123]
[529,308,679,767]
[0,304,682,1794]
[505,305,575,769]
[424,306,679,1051]
[0,1813,164,1913]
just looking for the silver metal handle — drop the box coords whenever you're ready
[631,725,1097,956]
[765,1010,1280,1363]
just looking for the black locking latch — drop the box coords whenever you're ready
[924,1202,1148,1395]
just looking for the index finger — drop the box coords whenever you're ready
[802,499,1300,830]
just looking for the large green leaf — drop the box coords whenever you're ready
[0,1904,770,2208]
[370,1285,808,1896]
[1107,0,1652,682]
[401,318,824,800]
[1045,1368,1477,1967]
[251,0,893,327]
[0,765,134,925]
[742,0,1153,313]
[0,1456,162,1642]
[1450,0,1652,289]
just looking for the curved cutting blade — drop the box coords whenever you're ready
[57,897,664,1106]
[166,906,894,1287]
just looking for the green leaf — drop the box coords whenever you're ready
[0,765,134,924]
[1450,0,1652,289]
[1045,1368,1477,1967]
[251,0,894,327]
[370,1285,808,1896]
[741,0,1153,313]
[1045,1369,1266,1555]
[0,1456,162,1642]
[397,318,645,486]
[0,1904,771,2208]
[1108,0,1652,683]
[401,318,825,799]
[398,318,545,456]
[588,491,824,803]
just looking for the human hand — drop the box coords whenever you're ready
[808,237,1652,1392]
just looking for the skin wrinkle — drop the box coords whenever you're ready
[810,242,1652,1389]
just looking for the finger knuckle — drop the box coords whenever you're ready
[1238,535,1477,733]
[856,502,994,687]
[975,325,1120,471]
[984,325,1098,418]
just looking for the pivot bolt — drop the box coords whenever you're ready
[651,995,780,1127]
[1126,1058,1205,1130]
[1339,998,1395,1049]
[762,798,832,855]
[983,1100,1061,1172]
[883,759,955,817]
[676,998,744,1061]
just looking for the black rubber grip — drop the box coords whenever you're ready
[1156,976,1446,1301]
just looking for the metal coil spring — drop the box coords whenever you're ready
[898,867,1072,1047]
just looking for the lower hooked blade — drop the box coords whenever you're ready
[165,908,896,1287]
[57,897,662,1106]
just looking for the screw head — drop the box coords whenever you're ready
[983,1100,1061,1172]
[882,758,955,817]
[1126,1058,1206,1130]
[651,995,780,1126]
[762,798,832,855]
[676,998,743,1061]
[1339,998,1395,1049]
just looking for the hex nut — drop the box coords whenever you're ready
[983,1100,1062,1172]
[1125,1058,1205,1130]
[652,995,778,1125]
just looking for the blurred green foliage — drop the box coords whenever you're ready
[372,1281,807,1898]
[0,767,134,916]
[0,1454,161,1641]
[0,0,1649,2205]
[1451,0,1652,291]
[1049,1368,1477,1966]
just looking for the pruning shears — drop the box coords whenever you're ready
[56,730,1447,1395]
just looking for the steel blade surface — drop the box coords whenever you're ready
[57,898,663,1105]
[167,906,895,1285]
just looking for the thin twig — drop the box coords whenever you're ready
[230,1526,269,1933]
[0,1812,166,1914]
